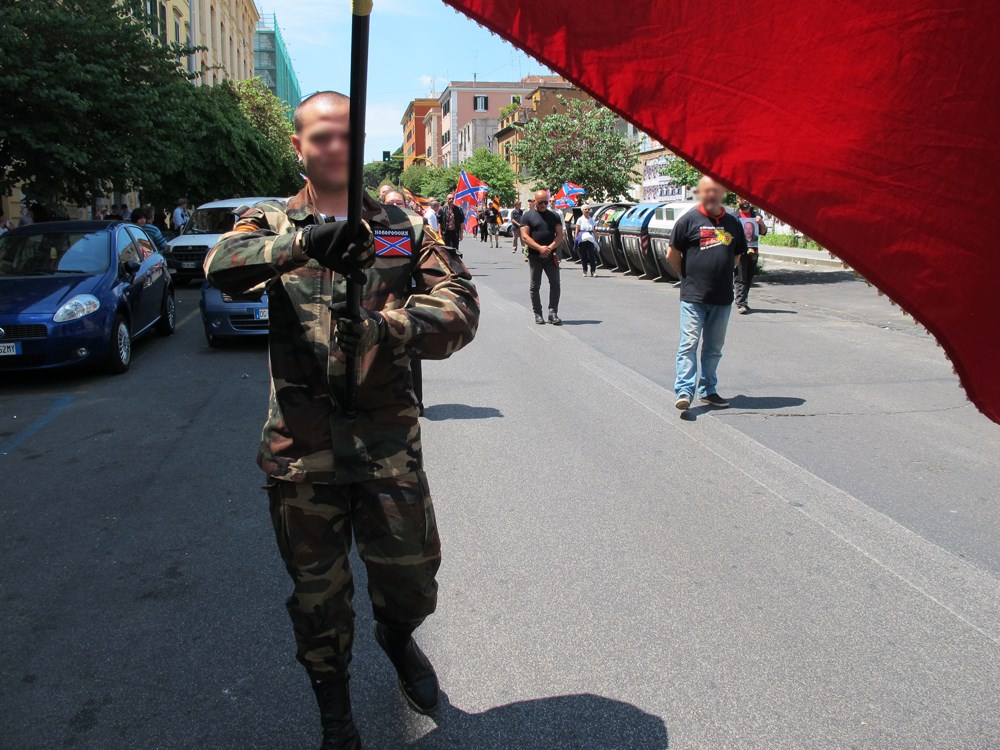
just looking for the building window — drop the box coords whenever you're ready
[442,100,450,116]
[511,95,521,105]
[158,2,167,43]
[473,95,488,112]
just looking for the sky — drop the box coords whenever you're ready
[264,0,552,162]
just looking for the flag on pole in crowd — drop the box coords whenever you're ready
[464,205,478,234]
[454,171,489,209]
[490,195,502,223]
[401,187,430,212]
[551,182,586,208]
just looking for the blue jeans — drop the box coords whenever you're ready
[675,301,732,398]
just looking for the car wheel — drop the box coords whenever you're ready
[155,292,176,336]
[106,314,132,374]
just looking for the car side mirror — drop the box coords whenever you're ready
[124,259,141,275]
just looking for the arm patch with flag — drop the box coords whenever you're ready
[374,229,413,257]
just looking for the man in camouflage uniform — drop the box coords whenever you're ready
[205,91,479,750]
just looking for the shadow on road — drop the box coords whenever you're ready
[560,319,602,326]
[409,691,669,750]
[740,308,796,315]
[423,404,503,421]
[680,394,806,421]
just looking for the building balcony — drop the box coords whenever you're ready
[497,106,533,131]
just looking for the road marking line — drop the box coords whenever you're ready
[578,356,1000,646]
[0,395,76,457]
[175,307,201,331]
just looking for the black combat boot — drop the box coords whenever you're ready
[311,677,363,750]
[374,623,440,714]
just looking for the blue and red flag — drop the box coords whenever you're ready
[373,230,413,258]
[454,171,489,210]
[552,182,586,208]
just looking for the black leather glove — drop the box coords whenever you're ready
[330,302,387,357]
[302,219,374,283]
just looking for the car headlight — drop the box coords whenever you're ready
[53,294,101,322]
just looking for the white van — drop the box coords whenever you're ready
[166,197,282,285]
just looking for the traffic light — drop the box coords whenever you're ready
[382,151,391,163]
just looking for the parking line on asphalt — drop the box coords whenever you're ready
[175,307,201,331]
[0,395,75,457]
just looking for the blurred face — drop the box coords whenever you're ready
[698,177,725,214]
[385,191,406,207]
[514,201,521,209]
[379,185,391,200]
[446,194,454,205]
[583,206,590,217]
[533,191,549,211]
[292,98,351,192]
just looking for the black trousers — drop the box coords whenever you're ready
[734,250,757,307]
[443,230,460,250]
[529,252,561,316]
[578,240,598,274]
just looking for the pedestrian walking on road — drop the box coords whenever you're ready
[733,198,767,313]
[487,201,501,248]
[478,204,489,243]
[521,189,563,325]
[205,91,479,750]
[575,205,599,277]
[437,193,464,250]
[509,200,523,253]
[666,176,748,410]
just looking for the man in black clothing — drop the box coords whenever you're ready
[509,200,523,253]
[437,193,465,249]
[666,176,747,410]
[520,189,563,325]
[733,198,768,313]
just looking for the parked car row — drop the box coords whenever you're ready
[558,200,700,282]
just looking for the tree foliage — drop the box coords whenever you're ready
[0,0,191,207]
[362,146,403,189]
[512,98,640,201]
[0,0,301,212]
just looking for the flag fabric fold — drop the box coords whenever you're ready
[454,170,489,210]
[442,0,1000,424]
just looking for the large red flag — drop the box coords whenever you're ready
[443,0,1000,424]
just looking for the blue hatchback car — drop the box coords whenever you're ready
[0,221,175,373]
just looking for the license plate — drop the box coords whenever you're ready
[181,261,198,269]
[0,341,22,356]
[254,308,269,321]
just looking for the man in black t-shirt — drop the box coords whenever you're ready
[520,189,564,325]
[666,176,748,410]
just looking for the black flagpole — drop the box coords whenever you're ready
[345,0,372,421]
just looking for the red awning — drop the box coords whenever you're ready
[443,0,1000,424]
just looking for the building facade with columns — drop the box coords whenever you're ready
[190,0,259,84]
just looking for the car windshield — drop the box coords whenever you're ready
[0,231,111,276]
[182,207,236,235]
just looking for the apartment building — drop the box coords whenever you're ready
[436,76,567,167]
[495,83,590,174]
[401,98,441,168]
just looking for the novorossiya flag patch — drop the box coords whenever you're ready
[373,229,413,258]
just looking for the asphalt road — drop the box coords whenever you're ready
[1,237,998,749]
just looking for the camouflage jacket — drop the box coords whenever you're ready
[204,187,479,484]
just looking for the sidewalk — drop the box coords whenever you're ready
[758,243,843,267]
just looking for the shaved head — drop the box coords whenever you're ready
[294,91,350,133]
[533,189,549,208]
[292,91,352,193]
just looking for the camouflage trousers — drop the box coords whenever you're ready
[265,471,441,680]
